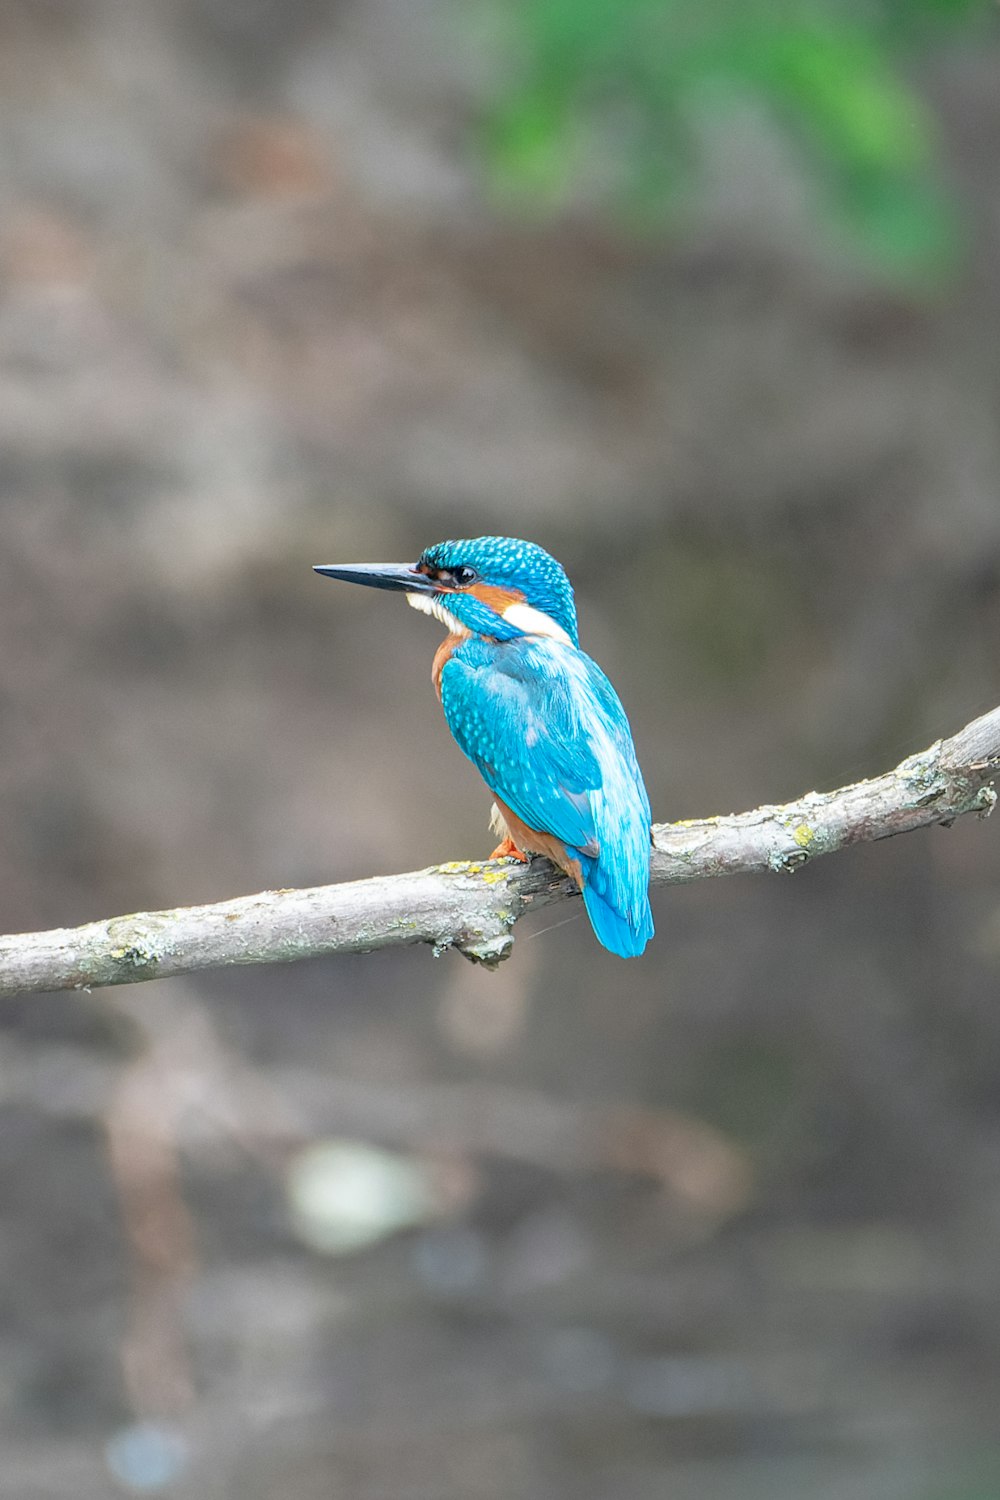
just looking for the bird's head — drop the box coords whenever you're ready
[315,536,579,646]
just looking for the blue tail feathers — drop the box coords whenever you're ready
[582,880,654,959]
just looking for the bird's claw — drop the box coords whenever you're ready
[489,837,529,863]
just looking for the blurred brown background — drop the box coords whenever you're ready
[2,1,1000,1496]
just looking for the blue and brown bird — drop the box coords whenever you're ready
[315,537,654,957]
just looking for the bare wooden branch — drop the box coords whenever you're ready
[1,706,998,997]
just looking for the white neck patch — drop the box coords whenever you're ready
[406,591,469,636]
[407,590,573,646]
[502,601,574,647]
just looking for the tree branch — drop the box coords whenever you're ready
[2,707,998,997]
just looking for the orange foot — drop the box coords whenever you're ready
[489,836,529,863]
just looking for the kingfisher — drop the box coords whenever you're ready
[314,537,654,958]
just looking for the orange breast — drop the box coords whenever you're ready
[491,795,585,890]
[432,634,465,698]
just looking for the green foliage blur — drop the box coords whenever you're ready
[479,0,995,274]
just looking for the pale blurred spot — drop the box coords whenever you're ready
[287,1138,477,1255]
[104,1422,189,1492]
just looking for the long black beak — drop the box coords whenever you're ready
[313,562,437,594]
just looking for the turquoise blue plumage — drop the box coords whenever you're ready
[314,536,654,958]
[439,633,653,957]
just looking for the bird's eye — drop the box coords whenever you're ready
[449,565,478,587]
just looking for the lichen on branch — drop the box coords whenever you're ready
[1,707,998,997]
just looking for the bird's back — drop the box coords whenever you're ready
[439,634,654,957]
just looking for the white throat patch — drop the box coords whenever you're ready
[406,591,469,636]
[502,602,573,646]
[407,590,573,646]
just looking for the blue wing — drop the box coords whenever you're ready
[439,635,654,957]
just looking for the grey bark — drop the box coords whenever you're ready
[1,706,998,997]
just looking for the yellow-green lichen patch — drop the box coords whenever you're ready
[110,944,158,971]
[792,823,815,848]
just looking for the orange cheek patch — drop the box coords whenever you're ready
[468,582,526,613]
